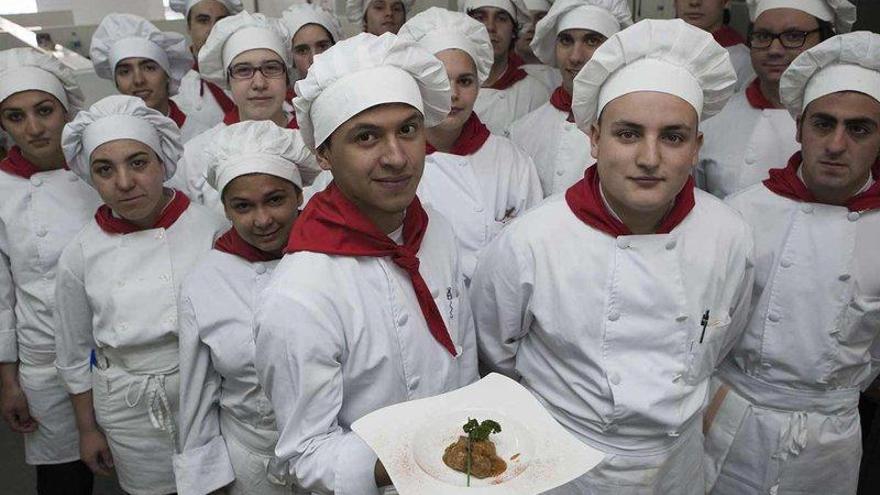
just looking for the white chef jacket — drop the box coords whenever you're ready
[696,86,798,199]
[522,63,562,93]
[704,182,880,495]
[469,189,754,492]
[507,100,594,197]
[254,208,479,495]
[0,164,100,464]
[474,75,553,135]
[727,45,755,93]
[417,134,542,280]
[172,69,231,131]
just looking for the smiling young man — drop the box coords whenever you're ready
[704,31,880,495]
[170,0,244,130]
[470,19,753,494]
[675,0,754,89]
[696,0,856,198]
[508,0,632,197]
[253,32,477,495]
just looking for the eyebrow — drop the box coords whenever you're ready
[610,120,693,132]
[811,112,880,126]
[0,98,54,112]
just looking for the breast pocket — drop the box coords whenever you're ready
[685,314,732,384]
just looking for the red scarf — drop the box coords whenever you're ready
[214,227,283,262]
[168,100,187,128]
[223,107,299,129]
[488,53,528,91]
[565,165,696,237]
[0,146,48,179]
[763,152,880,212]
[746,79,777,110]
[287,183,457,356]
[712,25,745,48]
[425,113,490,156]
[193,61,236,114]
[94,190,190,235]
[549,86,575,123]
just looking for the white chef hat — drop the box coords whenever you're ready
[62,95,183,185]
[520,0,550,13]
[780,31,880,119]
[90,14,192,96]
[346,0,415,23]
[398,7,494,85]
[203,120,322,194]
[169,0,244,17]
[531,0,633,67]
[747,0,856,34]
[279,3,344,46]
[294,32,452,150]
[198,11,292,90]
[572,19,737,129]
[0,47,85,115]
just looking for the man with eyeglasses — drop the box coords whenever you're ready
[695,0,856,199]
[172,11,300,214]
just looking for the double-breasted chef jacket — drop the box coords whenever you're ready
[474,67,553,134]
[54,197,226,495]
[254,203,478,495]
[175,249,292,495]
[704,161,880,495]
[469,175,755,494]
[0,150,100,465]
[696,79,799,198]
[417,117,542,280]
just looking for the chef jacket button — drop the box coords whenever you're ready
[780,259,792,268]
[30,176,43,186]
[839,274,851,281]
[117,280,125,288]
[160,274,170,282]
[768,313,781,322]
[454,345,463,357]
[800,204,814,214]
[667,431,680,438]
[36,227,48,237]
[397,313,408,326]
[616,238,629,249]
[498,93,506,100]
[665,240,676,250]
[556,169,565,176]
[254,263,266,274]
[609,372,621,385]
[676,315,688,322]
[608,311,620,322]
[744,157,755,165]
[847,211,860,222]
[431,288,440,298]
[155,231,165,239]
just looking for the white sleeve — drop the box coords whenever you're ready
[0,220,17,363]
[53,240,96,394]
[173,289,234,495]
[254,291,380,495]
[468,229,534,377]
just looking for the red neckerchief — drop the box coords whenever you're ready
[565,165,696,237]
[287,183,457,356]
[286,88,296,104]
[94,190,190,235]
[223,107,299,129]
[0,146,59,179]
[712,25,746,48]
[746,79,777,110]
[549,86,575,123]
[193,61,236,114]
[488,52,528,91]
[214,227,282,262]
[168,100,187,128]
[763,152,880,212]
[425,113,490,156]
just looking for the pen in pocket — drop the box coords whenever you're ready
[699,310,710,344]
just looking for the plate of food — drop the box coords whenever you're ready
[351,373,605,495]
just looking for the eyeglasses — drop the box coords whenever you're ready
[227,60,287,80]
[748,29,821,49]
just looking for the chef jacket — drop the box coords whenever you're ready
[508,101,594,197]
[469,189,754,482]
[254,208,478,495]
[172,69,232,131]
[174,251,283,495]
[474,75,553,134]
[727,45,755,92]
[54,203,226,395]
[696,84,798,198]
[417,134,542,280]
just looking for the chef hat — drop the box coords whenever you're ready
[169,0,244,17]
[747,0,856,34]
[90,14,192,96]
[198,11,291,89]
[572,19,737,129]
[203,120,321,194]
[398,8,494,85]
[459,0,524,22]
[531,0,633,67]
[62,95,182,185]
[294,32,451,150]
[780,31,880,119]
[279,3,344,46]
[346,0,415,23]
[0,47,85,115]
[520,0,550,13]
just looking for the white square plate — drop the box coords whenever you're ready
[351,373,605,494]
